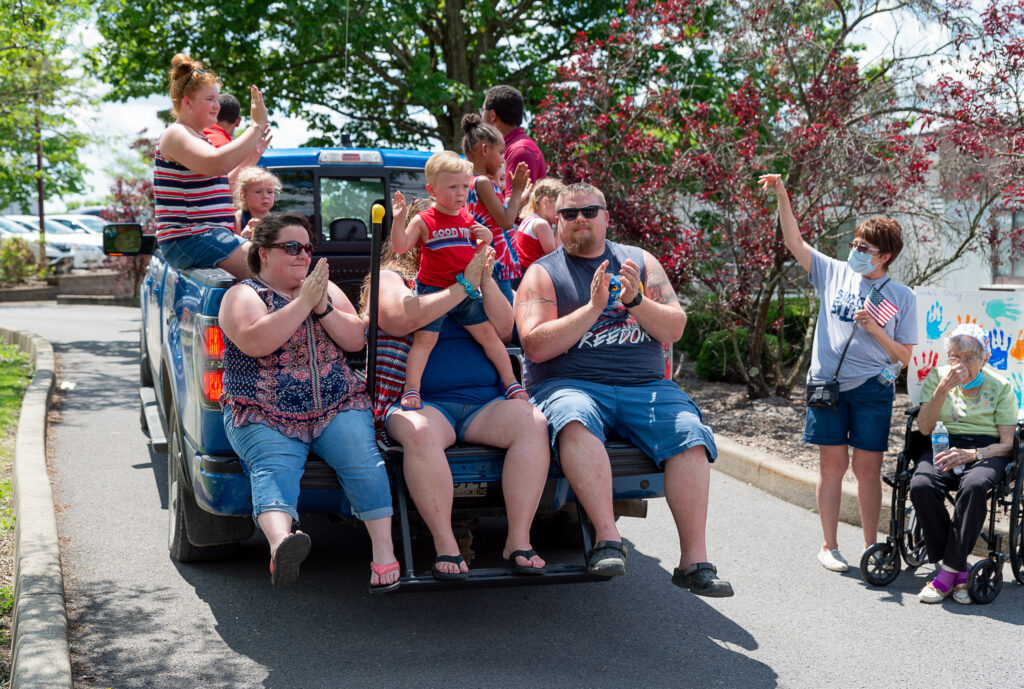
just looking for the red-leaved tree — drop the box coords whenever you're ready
[535,0,1021,398]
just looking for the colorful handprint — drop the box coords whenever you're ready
[913,350,939,383]
[1011,371,1024,408]
[1011,329,1024,362]
[985,298,1021,328]
[989,329,1011,370]
[956,314,978,326]
[925,302,950,340]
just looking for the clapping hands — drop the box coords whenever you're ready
[299,258,330,311]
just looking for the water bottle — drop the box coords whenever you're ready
[931,420,959,474]
[876,361,901,386]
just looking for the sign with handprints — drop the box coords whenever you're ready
[912,286,1024,415]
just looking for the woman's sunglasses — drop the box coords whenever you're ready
[848,241,880,255]
[267,241,314,256]
[557,205,605,221]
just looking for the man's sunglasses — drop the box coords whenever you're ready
[267,241,314,256]
[557,205,605,221]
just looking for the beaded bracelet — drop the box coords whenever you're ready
[455,273,482,300]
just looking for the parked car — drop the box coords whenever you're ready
[5,215,105,269]
[0,216,74,270]
[50,213,108,235]
[67,206,107,218]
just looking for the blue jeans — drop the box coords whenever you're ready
[385,396,503,442]
[529,377,717,466]
[158,227,245,270]
[223,407,393,524]
[803,376,894,452]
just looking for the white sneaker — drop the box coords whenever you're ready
[817,548,849,572]
[918,581,952,603]
[952,583,972,605]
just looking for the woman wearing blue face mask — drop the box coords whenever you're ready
[911,325,1018,603]
[760,174,918,574]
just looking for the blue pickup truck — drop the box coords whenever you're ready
[106,146,666,588]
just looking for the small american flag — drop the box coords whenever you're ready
[864,285,898,326]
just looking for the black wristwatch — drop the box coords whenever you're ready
[312,302,334,320]
[622,291,643,308]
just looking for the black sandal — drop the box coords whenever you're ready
[672,562,734,598]
[432,554,469,581]
[507,548,546,575]
[587,540,626,577]
[270,533,311,588]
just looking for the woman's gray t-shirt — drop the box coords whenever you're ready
[809,249,918,391]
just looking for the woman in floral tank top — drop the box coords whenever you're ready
[218,213,399,591]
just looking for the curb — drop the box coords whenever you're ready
[713,436,1006,557]
[55,295,136,307]
[1,327,71,689]
[0,289,57,304]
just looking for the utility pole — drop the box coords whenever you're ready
[33,64,46,266]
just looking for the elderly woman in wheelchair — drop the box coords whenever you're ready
[862,324,1023,603]
[910,324,1018,603]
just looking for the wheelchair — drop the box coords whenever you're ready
[860,407,1024,603]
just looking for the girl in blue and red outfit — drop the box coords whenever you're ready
[461,114,532,303]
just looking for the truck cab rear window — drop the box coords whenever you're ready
[320,176,385,243]
[273,169,316,229]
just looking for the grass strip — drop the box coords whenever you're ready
[0,342,33,663]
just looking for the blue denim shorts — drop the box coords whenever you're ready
[222,406,393,524]
[529,378,717,466]
[415,280,488,332]
[803,376,895,452]
[158,227,245,270]
[385,396,503,442]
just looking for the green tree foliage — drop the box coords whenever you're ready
[94,0,620,149]
[0,0,95,212]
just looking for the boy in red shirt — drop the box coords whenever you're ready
[390,151,528,409]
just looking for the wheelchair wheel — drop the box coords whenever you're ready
[967,559,1003,604]
[1009,460,1024,585]
[900,504,928,569]
[860,542,901,586]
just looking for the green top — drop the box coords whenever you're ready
[921,366,1019,435]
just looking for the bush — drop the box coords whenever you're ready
[0,237,38,286]
[695,328,780,383]
[766,297,816,349]
[677,309,720,360]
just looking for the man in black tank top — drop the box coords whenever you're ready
[514,182,733,597]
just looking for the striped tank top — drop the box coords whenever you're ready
[153,134,235,242]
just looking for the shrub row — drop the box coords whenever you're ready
[0,238,40,286]
[678,298,816,382]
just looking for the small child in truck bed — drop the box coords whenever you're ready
[388,151,528,410]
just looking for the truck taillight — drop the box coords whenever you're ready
[194,314,225,410]
[204,370,224,403]
[205,325,225,358]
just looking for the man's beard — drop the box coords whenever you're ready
[565,231,598,256]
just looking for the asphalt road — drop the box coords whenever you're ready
[2,302,1024,689]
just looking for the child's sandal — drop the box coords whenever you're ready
[503,383,526,400]
[400,390,423,410]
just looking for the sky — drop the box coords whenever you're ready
[64,6,949,209]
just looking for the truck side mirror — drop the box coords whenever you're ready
[103,223,155,256]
